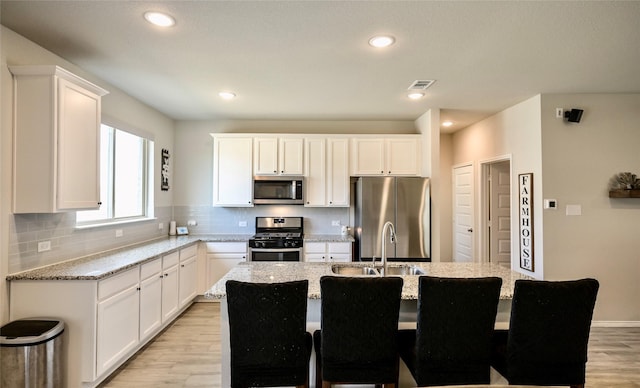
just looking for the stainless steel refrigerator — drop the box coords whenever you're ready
[354,177,430,261]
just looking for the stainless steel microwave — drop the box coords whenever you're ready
[253,176,304,205]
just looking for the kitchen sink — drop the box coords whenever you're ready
[381,265,426,276]
[331,265,379,276]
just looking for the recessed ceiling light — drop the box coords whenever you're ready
[219,91,236,100]
[368,35,395,48]
[408,92,425,100]
[442,121,454,127]
[144,11,175,27]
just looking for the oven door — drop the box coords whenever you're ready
[249,248,302,262]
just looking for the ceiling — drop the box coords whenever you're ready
[2,1,640,133]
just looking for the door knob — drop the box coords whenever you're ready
[467,228,473,232]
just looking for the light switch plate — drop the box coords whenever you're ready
[566,204,582,216]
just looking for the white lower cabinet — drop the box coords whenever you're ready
[139,258,163,341]
[96,268,140,377]
[304,241,352,262]
[161,252,180,322]
[206,242,247,289]
[179,245,198,308]
[8,243,199,388]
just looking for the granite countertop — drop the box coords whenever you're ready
[7,234,252,281]
[204,261,532,301]
[303,234,355,243]
[6,233,350,281]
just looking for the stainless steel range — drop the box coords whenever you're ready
[248,217,303,261]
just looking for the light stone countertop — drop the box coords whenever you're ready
[204,261,533,301]
[5,233,351,281]
[303,234,355,243]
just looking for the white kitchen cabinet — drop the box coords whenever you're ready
[96,268,140,377]
[212,136,253,206]
[178,245,198,308]
[206,242,247,289]
[161,251,180,323]
[351,136,421,176]
[10,65,109,213]
[304,137,350,207]
[254,136,304,175]
[304,241,352,262]
[139,258,163,341]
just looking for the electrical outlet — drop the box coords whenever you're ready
[556,108,563,119]
[331,220,340,226]
[187,220,197,226]
[158,222,164,230]
[37,240,51,252]
[115,229,123,237]
[238,221,247,227]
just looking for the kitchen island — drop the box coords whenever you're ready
[205,261,532,387]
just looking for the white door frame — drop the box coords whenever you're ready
[479,155,512,264]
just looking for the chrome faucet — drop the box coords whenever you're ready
[380,221,396,275]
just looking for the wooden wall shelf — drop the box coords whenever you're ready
[609,189,640,198]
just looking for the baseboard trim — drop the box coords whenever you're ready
[592,320,640,328]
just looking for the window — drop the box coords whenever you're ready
[77,124,154,225]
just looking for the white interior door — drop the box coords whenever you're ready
[489,161,511,267]
[453,164,474,262]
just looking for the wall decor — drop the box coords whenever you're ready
[161,148,170,191]
[518,173,534,271]
[608,172,640,198]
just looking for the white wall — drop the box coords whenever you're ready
[540,94,640,322]
[1,27,175,324]
[451,95,543,278]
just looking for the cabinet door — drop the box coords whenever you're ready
[178,256,198,308]
[206,254,246,288]
[351,138,385,175]
[213,137,253,206]
[304,242,327,262]
[328,242,352,262]
[139,272,162,341]
[96,283,140,376]
[304,138,326,206]
[327,138,350,206]
[254,137,279,175]
[161,264,179,322]
[57,78,102,210]
[279,137,304,175]
[387,138,421,176]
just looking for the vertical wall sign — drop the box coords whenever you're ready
[518,173,534,271]
[161,148,170,191]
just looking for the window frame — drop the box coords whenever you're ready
[76,122,155,228]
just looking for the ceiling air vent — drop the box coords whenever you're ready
[408,80,435,90]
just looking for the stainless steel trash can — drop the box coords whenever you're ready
[0,319,65,387]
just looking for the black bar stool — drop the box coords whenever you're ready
[398,276,502,386]
[226,280,312,388]
[314,276,404,388]
[491,278,599,388]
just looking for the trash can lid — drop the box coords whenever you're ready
[0,319,64,346]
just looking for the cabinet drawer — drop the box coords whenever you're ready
[328,242,351,254]
[304,242,326,254]
[98,268,139,301]
[163,251,179,268]
[140,258,162,280]
[206,242,247,254]
[179,244,197,261]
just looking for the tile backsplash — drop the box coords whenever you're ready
[8,206,172,274]
[8,205,351,274]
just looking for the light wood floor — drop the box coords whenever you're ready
[99,302,640,387]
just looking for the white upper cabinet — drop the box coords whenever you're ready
[304,137,349,207]
[10,65,109,213]
[254,136,304,175]
[351,136,421,176]
[212,136,253,207]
